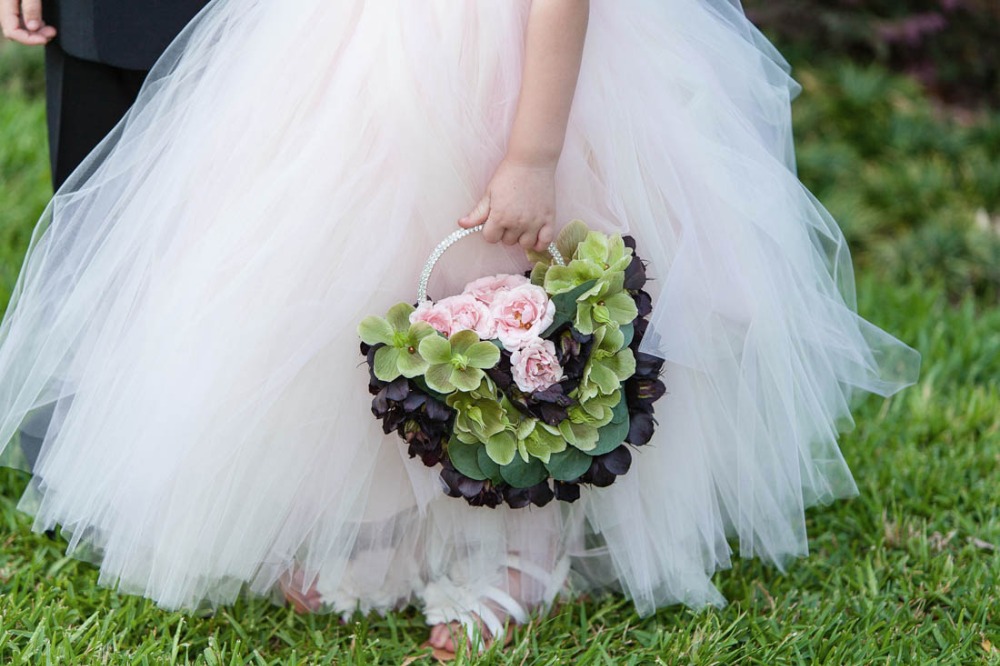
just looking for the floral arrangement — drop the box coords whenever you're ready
[357,221,666,509]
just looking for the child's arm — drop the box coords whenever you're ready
[459,0,590,252]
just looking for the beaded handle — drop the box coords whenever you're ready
[417,224,566,303]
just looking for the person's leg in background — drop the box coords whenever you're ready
[44,41,145,189]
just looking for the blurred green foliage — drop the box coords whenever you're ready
[791,63,1000,305]
[745,0,1000,108]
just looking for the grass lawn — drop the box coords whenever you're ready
[0,42,998,665]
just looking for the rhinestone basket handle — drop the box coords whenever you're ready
[417,224,566,303]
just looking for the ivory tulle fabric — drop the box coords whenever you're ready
[0,0,919,619]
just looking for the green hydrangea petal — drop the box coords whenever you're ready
[451,367,485,393]
[386,302,416,332]
[449,330,481,355]
[604,293,639,326]
[485,431,517,466]
[358,316,395,346]
[465,341,501,369]
[424,363,456,393]
[373,346,403,382]
[418,334,453,364]
[397,348,429,378]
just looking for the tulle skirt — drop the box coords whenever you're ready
[0,0,919,619]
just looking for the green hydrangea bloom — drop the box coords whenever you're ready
[574,271,639,334]
[578,325,637,401]
[447,380,507,447]
[357,303,436,382]
[487,415,567,466]
[419,329,501,394]
[558,389,621,451]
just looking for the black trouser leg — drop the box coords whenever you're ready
[44,43,147,189]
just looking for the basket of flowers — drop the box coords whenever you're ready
[357,220,665,508]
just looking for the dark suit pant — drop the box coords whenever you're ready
[44,42,147,189]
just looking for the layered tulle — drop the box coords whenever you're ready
[0,0,918,619]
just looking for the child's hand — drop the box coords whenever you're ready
[458,158,557,252]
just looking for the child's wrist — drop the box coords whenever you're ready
[503,144,561,170]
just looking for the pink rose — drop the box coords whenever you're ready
[511,338,564,393]
[462,273,531,306]
[490,283,555,349]
[435,294,496,339]
[410,301,453,336]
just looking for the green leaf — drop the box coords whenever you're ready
[620,323,635,350]
[373,347,402,382]
[477,445,505,484]
[418,335,452,364]
[465,341,501,368]
[541,279,599,337]
[590,395,630,456]
[386,302,416,331]
[485,431,517,466]
[499,455,548,489]
[544,447,593,481]
[357,316,394,346]
[555,220,591,261]
[529,261,548,286]
[448,439,488,481]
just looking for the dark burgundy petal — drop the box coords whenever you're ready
[423,397,453,422]
[633,289,653,317]
[553,481,581,502]
[633,351,665,379]
[385,377,410,402]
[584,461,617,487]
[601,446,632,476]
[623,255,647,291]
[527,481,555,507]
[626,411,656,446]
[503,485,531,509]
[622,235,637,251]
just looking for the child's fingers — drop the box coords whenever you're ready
[481,215,504,243]
[458,193,490,228]
[518,230,538,250]
[501,227,521,245]
[533,223,554,253]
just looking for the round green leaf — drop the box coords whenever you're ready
[544,447,593,481]
[447,439,488,481]
[590,396,630,456]
[477,445,504,484]
[499,455,549,489]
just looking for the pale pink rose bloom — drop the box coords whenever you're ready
[490,283,556,350]
[409,301,453,337]
[511,338,564,393]
[436,294,496,339]
[462,273,531,306]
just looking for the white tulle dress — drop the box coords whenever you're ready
[0,0,919,635]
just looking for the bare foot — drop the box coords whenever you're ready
[424,565,522,656]
[278,567,323,613]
